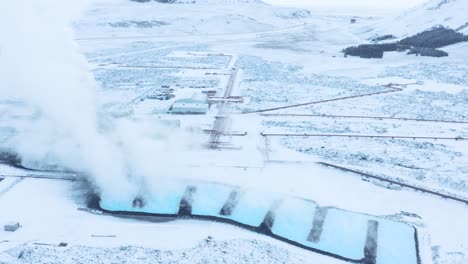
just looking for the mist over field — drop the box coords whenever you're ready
[0,0,467,263]
[0,0,202,200]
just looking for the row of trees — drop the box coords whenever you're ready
[344,27,466,59]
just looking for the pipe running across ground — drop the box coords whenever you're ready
[243,88,403,114]
[260,133,467,141]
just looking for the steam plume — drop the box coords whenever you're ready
[0,0,200,200]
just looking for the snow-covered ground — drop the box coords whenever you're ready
[1,0,468,263]
[364,0,468,37]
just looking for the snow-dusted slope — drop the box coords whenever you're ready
[76,0,310,38]
[165,0,266,3]
[364,0,468,37]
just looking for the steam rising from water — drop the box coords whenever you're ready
[0,0,201,200]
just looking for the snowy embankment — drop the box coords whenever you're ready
[1,239,309,264]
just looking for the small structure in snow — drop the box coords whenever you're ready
[159,119,181,128]
[202,90,217,96]
[147,92,175,100]
[109,108,134,118]
[350,18,357,24]
[4,222,20,232]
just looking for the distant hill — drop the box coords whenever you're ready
[373,0,468,37]
[131,0,265,4]
[345,0,468,59]
[77,0,310,38]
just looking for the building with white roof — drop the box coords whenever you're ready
[169,93,209,115]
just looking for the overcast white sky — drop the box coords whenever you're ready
[263,0,427,10]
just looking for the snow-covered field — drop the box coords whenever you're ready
[1,0,468,263]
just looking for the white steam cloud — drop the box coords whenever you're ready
[0,0,201,200]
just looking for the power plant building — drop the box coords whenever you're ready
[169,93,209,115]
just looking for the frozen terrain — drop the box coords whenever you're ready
[1,0,468,263]
[365,0,468,36]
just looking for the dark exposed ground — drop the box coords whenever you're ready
[344,27,468,59]
[399,27,468,48]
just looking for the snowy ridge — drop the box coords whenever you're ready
[131,0,266,4]
[77,0,308,38]
[185,0,265,4]
[366,0,468,37]
[1,240,307,264]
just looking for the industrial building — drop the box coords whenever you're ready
[4,222,20,232]
[169,93,209,115]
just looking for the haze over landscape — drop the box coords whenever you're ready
[264,0,427,9]
[0,0,467,263]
